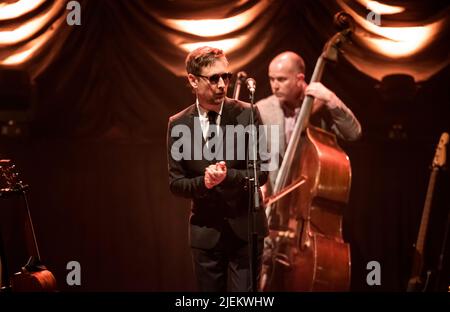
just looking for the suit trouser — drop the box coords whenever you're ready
[191,221,263,292]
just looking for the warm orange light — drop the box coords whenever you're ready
[181,38,242,53]
[339,0,442,58]
[2,42,41,65]
[158,1,269,37]
[0,0,47,20]
[0,1,65,46]
[357,0,405,15]
[1,4,66,66]
[363,22,442,57]
[1,18,61,66]
[169,17,247,37]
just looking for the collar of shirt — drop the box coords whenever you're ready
[196,98,223,125]
[196,99,224,142]
[196,99,223,119]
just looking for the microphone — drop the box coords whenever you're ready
[246,78,256,93]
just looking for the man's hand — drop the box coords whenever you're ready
[305,82,342,110]
[261,184,268,202]
[204,161,227,189]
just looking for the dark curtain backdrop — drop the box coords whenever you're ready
[0,0,449,291]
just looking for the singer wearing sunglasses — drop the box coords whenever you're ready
[167,46,269,292]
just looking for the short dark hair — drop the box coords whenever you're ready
[185,46,227,76]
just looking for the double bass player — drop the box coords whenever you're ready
[257,51,362,199]
[256,51,362,291]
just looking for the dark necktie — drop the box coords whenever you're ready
[207,110,218,125]
[207,111,218,152]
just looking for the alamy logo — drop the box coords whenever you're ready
[366,261,381,286]
[66,1,81,26]
[66,260,81,286]
[170,119,280,172]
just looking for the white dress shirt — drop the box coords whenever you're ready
[196,99,224,145]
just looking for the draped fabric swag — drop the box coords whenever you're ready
[0,0,448,292]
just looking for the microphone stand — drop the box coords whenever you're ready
[233,72,247,100]
[247,85,259,292]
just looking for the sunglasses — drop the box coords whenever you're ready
[196,72,233,84]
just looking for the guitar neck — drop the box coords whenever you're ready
[408,132,448,291]
[415,168,438,254]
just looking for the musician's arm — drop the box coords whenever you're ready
[328,98,362,141]
[307,82,362,141]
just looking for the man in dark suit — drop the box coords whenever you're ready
[167,46,269,291]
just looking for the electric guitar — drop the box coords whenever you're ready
[406,132,449,291]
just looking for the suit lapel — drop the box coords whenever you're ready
[220,98,236,127]
[186,104,209,163]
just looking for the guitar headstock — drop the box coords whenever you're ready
[432,132,449,169]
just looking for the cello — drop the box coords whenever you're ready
[263,12,354,291]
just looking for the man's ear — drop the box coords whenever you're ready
[187,74,198,89]
[296,73,305,86]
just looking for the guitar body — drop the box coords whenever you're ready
[11,268,57,292]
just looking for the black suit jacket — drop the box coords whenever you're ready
[167,98,269,249]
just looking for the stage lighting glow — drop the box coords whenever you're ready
[357,0,405,15]
[2,45,37,65]
[3,30,50,65]
[0,0,47,20]
[339,0,443,58]
[2,15,66,65]
[364,22,442,57]
[159,1,268,37]
[181,38,241,53]
[0,1,64,46]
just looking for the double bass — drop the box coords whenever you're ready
[263,12,354,291]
